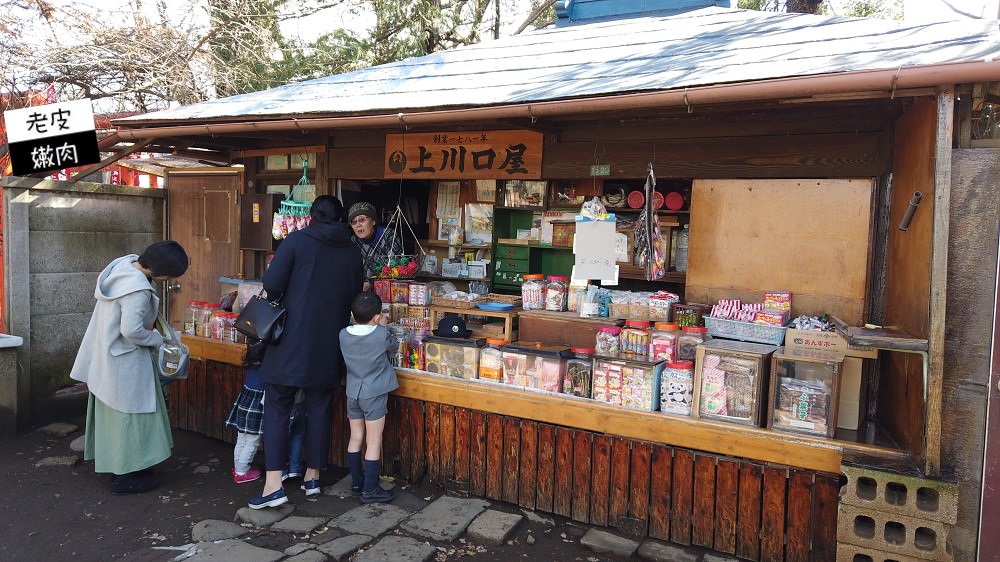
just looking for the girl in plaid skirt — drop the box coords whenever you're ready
[225,367,265,484]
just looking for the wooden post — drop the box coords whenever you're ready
[926,85,954,477]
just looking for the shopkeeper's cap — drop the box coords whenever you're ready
[348,201,377,222]
[433,315,473,338]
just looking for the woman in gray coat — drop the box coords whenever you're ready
[70,240,189,494]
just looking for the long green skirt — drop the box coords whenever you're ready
[83,374,173,475]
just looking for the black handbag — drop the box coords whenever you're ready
[234,291,286,344]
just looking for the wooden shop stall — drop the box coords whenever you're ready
[108,3,1000,561]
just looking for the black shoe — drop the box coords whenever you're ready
[111,473,159,495]
[360,486,394,504]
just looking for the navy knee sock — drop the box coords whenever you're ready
[347,451,363,488]
[363,459,381,493]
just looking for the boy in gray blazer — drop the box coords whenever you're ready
[339,292,399,503]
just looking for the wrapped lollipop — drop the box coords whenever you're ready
[272,212,285,240]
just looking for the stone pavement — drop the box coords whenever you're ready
[165,473,738,562]
[36,421,737,562]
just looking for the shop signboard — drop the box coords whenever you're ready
[384,130,543,179]
[3,99,100,176]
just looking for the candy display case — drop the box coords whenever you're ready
[592,353,664,412]
[767,346,843,437]
[423,336,486,380]
[692,339,777,426]
[501,342,571,392]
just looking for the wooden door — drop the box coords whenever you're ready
[165,169,242,325]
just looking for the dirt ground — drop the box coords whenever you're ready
[0,390,632,562]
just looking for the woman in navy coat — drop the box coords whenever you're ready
[250,195,364,509]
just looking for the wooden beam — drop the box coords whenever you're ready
[232,145,326,158]
[393,371,859,473]
[69,139,154,181]
[925,86,954,477]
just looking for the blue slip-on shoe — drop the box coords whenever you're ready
[248,488,288,509]
[301,479,321,497]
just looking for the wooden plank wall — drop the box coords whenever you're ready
[166,364,840,562]
[387,395,840,562]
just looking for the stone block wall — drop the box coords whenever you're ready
[1,177,165,427]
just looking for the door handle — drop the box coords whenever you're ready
[167,282,182,292]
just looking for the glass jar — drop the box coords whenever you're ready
[676,325,710,362]
[620,319,652,355]
[183,301,201,335]
[649,322,680,361]
[563,347,594,397]
[479,338,507,381]
[661,359,695,416]
[521,274,546,311]
[594,324,622,354]
[544,275,569,312]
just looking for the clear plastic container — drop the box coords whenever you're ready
[479,338,507,381]
[594,324,622,354]
[183,301,201,335]
[544,275,569,312]
[676,325,710,362]
[649,322,680,361]
[660,359,695,416]
[197,303,219,338]
[521,274,547,311]
[210,309,228,340]
[620,319,652,355]
[563,347,594,397]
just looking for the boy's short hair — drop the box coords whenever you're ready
[351,292,382,324]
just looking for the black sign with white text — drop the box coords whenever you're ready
[8,131,101,176]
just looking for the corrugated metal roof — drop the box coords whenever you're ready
[122,7,1000,124]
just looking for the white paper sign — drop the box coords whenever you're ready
[613,232,629,262]
[573,220,617,280]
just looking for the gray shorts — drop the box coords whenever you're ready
[347,393,389,421]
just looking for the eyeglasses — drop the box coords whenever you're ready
[351,216,372,226]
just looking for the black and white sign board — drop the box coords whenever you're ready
[4,99,100,176]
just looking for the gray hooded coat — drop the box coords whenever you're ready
[70,255,164,413]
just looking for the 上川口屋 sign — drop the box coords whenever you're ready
[4,99,100,176]
[384,130,543,180]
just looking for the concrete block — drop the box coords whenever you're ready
[466,509,523,545]
[836,542,933,562]
[580,528,640,558]
[284,543,318,556]
[400,495,490,542]
[30,272,96,315]
[191,519,248,542]
[185,539,284,562]
[27,192,161,233]
[316,534,373,561]
[841,464,958,524]
[271,515,330,534]
[330,503,410,537]
[284,551,327,562]
[637,539,700,562]
[29,230,156,274]
[352,535,437,562]
[237,503,295,527]
[838,503,953,561]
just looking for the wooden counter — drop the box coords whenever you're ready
[182,335,246,366]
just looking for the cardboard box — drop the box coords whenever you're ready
[784,328,878,359]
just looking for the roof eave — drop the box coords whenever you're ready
[114,60,1000,142]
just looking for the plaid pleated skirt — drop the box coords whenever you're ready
[224,385,265,434]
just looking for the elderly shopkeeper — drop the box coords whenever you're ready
[348,201,402,281]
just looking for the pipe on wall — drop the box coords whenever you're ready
[113,60,1000,141]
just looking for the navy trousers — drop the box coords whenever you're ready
[262,383,333,472]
